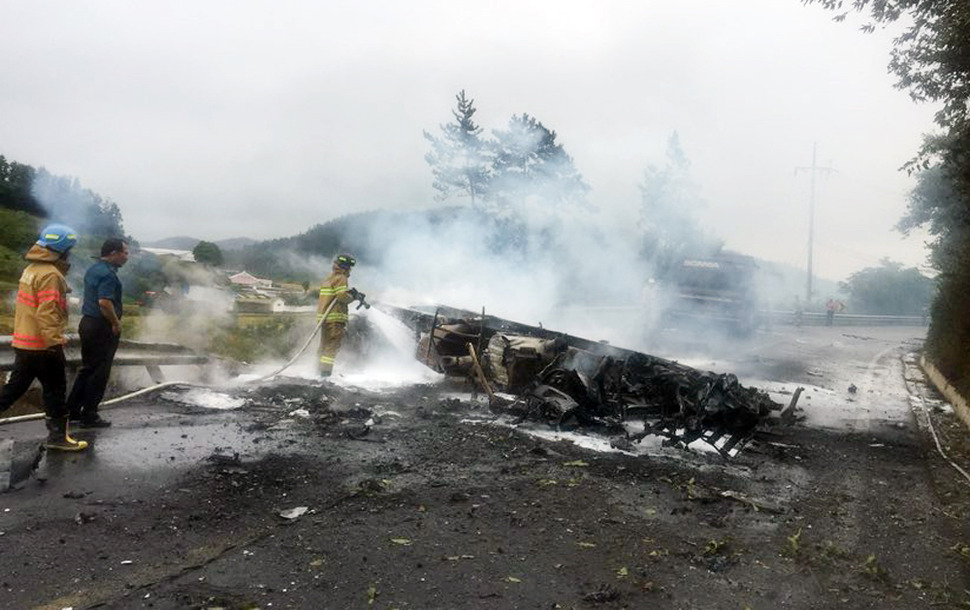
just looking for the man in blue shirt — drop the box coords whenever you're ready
[67,238,129,428]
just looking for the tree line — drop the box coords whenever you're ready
[0,155,128,288]
[0,155,125,240]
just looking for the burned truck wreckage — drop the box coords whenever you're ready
[379,304,799,458]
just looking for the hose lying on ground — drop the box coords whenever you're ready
[0,299,339,427]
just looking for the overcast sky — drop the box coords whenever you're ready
[1,1,938,283]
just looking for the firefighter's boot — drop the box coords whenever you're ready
[44,417,88,452]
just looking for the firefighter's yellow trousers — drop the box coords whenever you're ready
[318,322,346,377]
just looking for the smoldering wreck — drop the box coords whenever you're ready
[1,298,800,493]
[361,303,799,459]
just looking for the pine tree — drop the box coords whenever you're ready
[489,113,589,214]
[423,90,491,207]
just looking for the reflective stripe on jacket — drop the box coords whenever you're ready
[12,244,70,350]
[317,268,354,324]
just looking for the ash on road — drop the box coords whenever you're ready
[0,324,968,610]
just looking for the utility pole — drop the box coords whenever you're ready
[795,143,834,305]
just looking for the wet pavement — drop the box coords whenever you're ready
[0,400,304,503]
[2,323,968,610]
[0,324,927,498]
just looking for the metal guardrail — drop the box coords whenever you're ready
[556,305,928,328]
[763,311,927,327]
[0,334,208,383]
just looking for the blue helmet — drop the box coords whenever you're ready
[37,224,78,254]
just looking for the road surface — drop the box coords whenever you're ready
[1,322,968,609]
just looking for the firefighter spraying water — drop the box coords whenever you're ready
[316,254,369,377]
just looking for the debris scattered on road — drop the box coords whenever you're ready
[583,583,620,602]
[720,490,785,514]
[279,506,309,520]
[73,512,96,525]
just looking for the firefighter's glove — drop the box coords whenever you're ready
[348,287,361,300]
[350,288,371,310]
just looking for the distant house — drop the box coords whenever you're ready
[228,271,273,290]
[235,295,286,314]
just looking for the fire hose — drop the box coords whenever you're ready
[0,293,371,427]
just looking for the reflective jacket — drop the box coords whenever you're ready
[12,245,70,350]
[317,267,354,324]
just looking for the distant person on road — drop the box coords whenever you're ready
[0,224,87,451]
[317,254,366,377]
[67,238,130,428]
[825,298,837,326]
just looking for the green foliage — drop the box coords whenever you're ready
[805,1,970,140]
[0,245,25,284]
[1,154,126,242]
[489,113,590,213]
[839,259,934,315]
[118,251,169,300]
[424,95,592,260]
[896,141,970,403]
[31,168,125,239]
[0,208,40,252]
[208,316,298,363]
[193,240,224,266]
[925,239,970,397]
[0,156,43,215]
[424,92,590,220]
[0,209,39,283]
[785,529,803,558]
[859,553,889,581]
[898,165,970,271]
[423,90,491,207]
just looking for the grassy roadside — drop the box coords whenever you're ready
[126,310,314,363]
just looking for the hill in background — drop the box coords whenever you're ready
[140,236,257,251]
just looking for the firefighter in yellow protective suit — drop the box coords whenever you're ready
[317,254,365,377]
[0,224,88,451]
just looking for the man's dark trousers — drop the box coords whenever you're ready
[0,347,67,418]
[67,315,119,420]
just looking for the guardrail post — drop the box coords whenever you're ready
[146,364,165,384]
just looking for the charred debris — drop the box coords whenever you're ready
[378,304,799,458]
